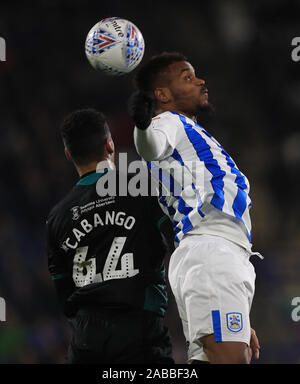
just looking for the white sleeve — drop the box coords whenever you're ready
[133,113,179,161]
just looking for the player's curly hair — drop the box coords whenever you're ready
[60,108,110,165]
[134,52,188,91]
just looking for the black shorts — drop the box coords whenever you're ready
[66,308,174,364]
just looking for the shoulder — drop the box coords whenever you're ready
[150,112,183,147]
[46,186,78,227]
[151,111,182,128]
[150,112,187,139]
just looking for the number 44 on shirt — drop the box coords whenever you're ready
[72,237,139,287]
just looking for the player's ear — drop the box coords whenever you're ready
[155,87,172,104]
[105,136,114,155]
[64,147,72,161]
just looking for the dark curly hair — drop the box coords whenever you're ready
[134,52,188,91]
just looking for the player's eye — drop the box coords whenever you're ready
[184,75,192,81]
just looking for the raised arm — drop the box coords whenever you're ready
[128,90,172,161]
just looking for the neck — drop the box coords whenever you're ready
[76,161,99,178]
[76,156,115,178]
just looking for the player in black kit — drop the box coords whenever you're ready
[46,109,175,364]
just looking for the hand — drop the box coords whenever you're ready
[249,328,260,361]
[128,90,155,130]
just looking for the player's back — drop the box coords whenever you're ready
[47,169,171,318]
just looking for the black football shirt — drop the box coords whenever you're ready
[46,169,174,318]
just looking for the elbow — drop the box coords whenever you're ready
[139,151,157,162]
[136,145,162,161]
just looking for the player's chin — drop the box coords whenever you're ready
[197,100,214,114]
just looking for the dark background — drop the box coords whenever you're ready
[0,0,299,364]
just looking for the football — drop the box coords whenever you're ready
[85,17,145,76]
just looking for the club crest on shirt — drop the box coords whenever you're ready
[71,206,81,221]
[226,312,243,332]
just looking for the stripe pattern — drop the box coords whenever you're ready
[147,112,252,244]
[212,310,222,342]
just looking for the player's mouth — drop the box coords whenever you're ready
[201,89,208,98]
[201,87,208,96]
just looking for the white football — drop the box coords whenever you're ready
[85,17,145,76]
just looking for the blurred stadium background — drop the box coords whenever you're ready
[0,0,299,364]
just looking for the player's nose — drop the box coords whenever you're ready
[195,77,205,86]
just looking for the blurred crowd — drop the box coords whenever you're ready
[0,0,299,363]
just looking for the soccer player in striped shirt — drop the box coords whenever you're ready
[128,52,261,364]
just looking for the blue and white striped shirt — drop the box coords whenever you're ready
[134,111,252,251]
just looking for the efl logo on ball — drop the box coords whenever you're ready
[85,17,145,76]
